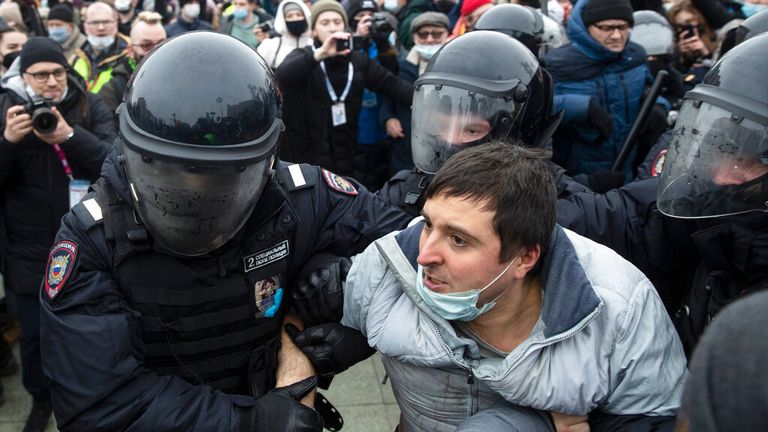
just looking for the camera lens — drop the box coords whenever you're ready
[32,107,58,134]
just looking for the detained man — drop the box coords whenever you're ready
[289,142,687,431]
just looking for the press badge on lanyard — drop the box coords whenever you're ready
[315,46,353,127]
[53,143,89,208]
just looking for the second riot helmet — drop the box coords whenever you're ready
[411,30,560,174]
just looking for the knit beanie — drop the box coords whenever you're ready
[346,0,377,20]
[461,0,491,17]
[581,0,634,27]
[311,0,348,29]
[19,37,69,73]
[47,4,75,23]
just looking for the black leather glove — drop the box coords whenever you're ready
[586,169,625,193]
[587,99,613,146]
[252,376,323,432]
[291,254,351,327]
[285,323,375,377]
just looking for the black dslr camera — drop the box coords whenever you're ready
[369,12,394,41]
[24,100,58,134]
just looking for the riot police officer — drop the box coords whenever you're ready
[377,30,564,217]
[557,33,768,354]
[38,32,411,431]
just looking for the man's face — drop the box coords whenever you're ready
[0,31,27,57]
[46,19,74,35]
[417,193,515,304]
[23,61,68,101]
[129,22,167,60]
[465,3,492,31]
[588,19,631,52]
[84,3,119,37]
[432,111,492,146]
[233,0,254,12]
[412,24,448,46]
[312,11,345,42]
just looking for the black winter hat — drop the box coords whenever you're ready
[47,4,75,23]
[19,37,69,73]
[581,0,634,27]
[346,0,377,20]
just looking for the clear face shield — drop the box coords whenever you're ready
[657,100,768,219]
[122,143,273,256]
[410,84,523,174]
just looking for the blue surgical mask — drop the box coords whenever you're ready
[233,7,249,19]
[741,2,768,17]
[414,43,440,60]
[48,27,70,44]
[415,258,516,321]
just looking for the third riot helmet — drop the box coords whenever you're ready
[658,34,768,219]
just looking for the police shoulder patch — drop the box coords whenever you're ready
[651,149,667,177]
[322,169,357,196]
[45,240,78,299]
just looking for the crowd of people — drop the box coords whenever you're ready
[0,0,764,430]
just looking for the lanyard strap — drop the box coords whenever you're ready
[313,46,354,103]
[52,144,73,181]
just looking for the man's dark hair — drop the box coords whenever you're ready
[425,141,556,265]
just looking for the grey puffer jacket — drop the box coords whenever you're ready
[342,222,687,430]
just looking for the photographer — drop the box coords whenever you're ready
[0,37,115,432]
[275,0,413,178]
[346,0,399,189]
[218,0,274,49]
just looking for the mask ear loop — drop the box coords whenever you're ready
[476,255,520,308]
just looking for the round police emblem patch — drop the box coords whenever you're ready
[322,169,358,196]
[651,149,667,177]
[45,240,78,299]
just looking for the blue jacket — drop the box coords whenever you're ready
[544,0,653,179]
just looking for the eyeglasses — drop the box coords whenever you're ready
[24,68,68,83]
[415,30,447,40]
[85,19,117,27]
[592,23,631,33]
[132,39,164,51]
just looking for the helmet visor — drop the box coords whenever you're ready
[123,143,271,256]
[411,84,522,174]
[658,100,768,219]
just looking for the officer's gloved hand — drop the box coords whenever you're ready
[285,323,375,376]
[586,170,625,193]
[291,253,351,327]
[252,376,323,432]
[587,99,613,146]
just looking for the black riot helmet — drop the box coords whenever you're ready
[117,32,284,256]
[630,10,674,57]
[658,33,768,220]
[411,30,561,174]
[734,9,768,46]
[473,4,544,54]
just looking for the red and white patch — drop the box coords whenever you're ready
[651,149,667,177]
[45,240,78,299]
[322,169,358,196]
